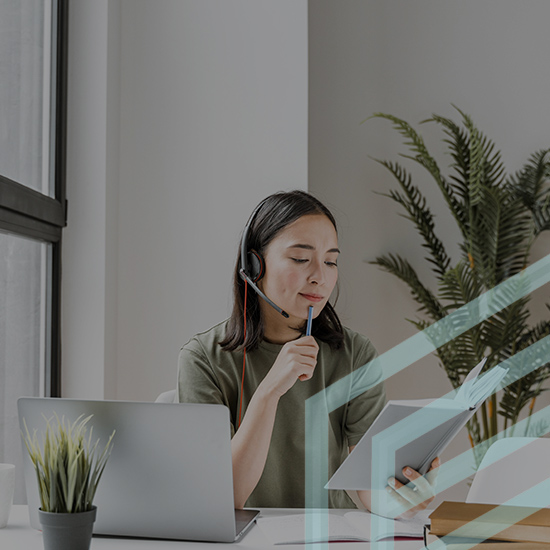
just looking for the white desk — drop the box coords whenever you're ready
[1,505,427,549]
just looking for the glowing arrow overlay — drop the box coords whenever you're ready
[305,253,550,549]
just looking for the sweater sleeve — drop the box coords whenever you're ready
[177,340,236,437]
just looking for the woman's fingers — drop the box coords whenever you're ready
[425,457,440,487]
[396,458,440,492]
[294,336,319,358]
[386,460,439,517]
[403,467,432,494]
[389,477,424,506]
[291,336,319,380]
[266,336,319,389]
[297,364,316,381]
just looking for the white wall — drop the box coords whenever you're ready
[309,0,550,503]
[63,0,120,399]
[63,0,308,400]
[116,0,308,400]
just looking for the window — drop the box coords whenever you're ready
[0,0,67,503]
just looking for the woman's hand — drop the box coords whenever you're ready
[385,457,440,519]
[259,336,319,399]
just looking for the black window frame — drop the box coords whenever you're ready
[0,0,68,397]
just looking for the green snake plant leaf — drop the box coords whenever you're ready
[21,414,115,513]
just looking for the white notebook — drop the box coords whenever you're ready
[327,358,507,490]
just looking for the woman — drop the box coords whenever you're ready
[178,190,437,517]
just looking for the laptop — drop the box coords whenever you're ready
[18,397,259,542]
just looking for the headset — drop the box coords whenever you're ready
[236,198,289,428]
[239,199,289,318]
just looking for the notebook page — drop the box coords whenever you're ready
[344,509,428,539]
[256,513,365,544]
[256,510,428,544]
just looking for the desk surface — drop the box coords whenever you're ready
[1,505,427,549]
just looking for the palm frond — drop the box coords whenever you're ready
[438,261,482,308]
[516,318,550,351]
[481,298,530,364]
[436,334,484,387]
[370,253,445,321]
[508,149,550,237]
[498,331,550,425]
[375,159,451,278]
[508,149,550,207]
[467,188,502,287]
[421,113,469,231]
[455,107,506,201]
[370,112,465,230]
[494,193,531,279]
[499,370,550,425]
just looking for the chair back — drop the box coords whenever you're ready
[155,389,177,403]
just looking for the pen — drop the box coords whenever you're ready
[306,306,313,336]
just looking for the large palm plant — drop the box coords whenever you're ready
[369,107,550,463]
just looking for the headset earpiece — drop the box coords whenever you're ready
[239,199,288,318]
[247,249,265,282]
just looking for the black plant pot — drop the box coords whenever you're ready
[38,506,97,550]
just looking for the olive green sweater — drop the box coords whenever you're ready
[178,320,386,509]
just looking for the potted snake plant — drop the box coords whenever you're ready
[22,414,115,550]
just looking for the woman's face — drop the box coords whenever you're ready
[258,213,340,338]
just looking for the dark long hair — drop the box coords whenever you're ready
[220,190,344,352]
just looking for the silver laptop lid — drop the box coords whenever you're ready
[18,398,244,542]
